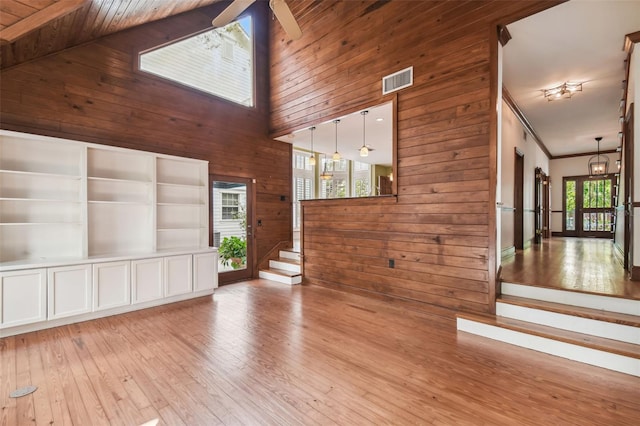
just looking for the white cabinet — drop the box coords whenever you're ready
[193,252,218,291]
[47,264,92,320]
[131,257,164,304]
[0,269,47,327]
[164,255,192,297]
[93,261,131,311]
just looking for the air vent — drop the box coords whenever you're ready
[382,66,413,95]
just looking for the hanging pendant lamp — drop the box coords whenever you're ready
[588,136,609,176]
[359,110,369,157]
[320,153,333,180]
[308,126,316,166]
[332,119,341,161]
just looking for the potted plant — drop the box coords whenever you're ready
[218,236,247,269]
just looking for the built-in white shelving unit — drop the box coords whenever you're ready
[0,130,217,337]
[0,134,84,262]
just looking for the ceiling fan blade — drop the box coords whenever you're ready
[212,0,256,28]
[269,0,302,40]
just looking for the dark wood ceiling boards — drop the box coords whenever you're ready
[0,0,222,69]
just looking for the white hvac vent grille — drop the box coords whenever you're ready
[382,66,413,95]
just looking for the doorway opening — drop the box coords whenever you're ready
[563,175,614,238]
[211,176,254,284]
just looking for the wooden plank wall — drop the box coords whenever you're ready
[272,0,560,317]
[0,2,292,273]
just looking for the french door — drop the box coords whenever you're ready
[563,175,614,237]
[210,175,254,284]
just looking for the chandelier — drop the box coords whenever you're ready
[543,82,582,101]
[588,137,609,176]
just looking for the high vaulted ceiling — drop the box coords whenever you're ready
[2,1,638,160]
[0,0,222,69]
[503,1,640,157]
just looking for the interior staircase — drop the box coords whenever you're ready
[457,282,640,377]
[258,249,302,285]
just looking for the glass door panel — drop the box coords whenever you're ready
[211,177,253,284]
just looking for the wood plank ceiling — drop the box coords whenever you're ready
[0,0,222,69]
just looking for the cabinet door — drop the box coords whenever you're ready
[1,269,47,328]
[131,258,163,304]
[93,261,131,311]
[193,252,218,291]
[164,255,192,297]
[48,264,92,320]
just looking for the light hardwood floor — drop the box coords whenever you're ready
[501,237,640,300]
[2,279,639,425]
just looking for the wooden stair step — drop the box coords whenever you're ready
[275,257,300,265]
[262,267,301,278]
[498,295,640,328]
[457,311,640,360]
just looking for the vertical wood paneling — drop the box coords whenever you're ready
[286,0,561,317]
[0,2,292,271]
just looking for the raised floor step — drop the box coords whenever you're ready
[457,311,640,377]
[259,267,302,285]
[279,249,301,261]
[497,295,640,345]
[501,282,640,316]
[269,257,301,273]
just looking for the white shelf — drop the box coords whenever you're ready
[157,181,205,188]
[0,169,82,180]
[88,176,152,184]
[88,200,150,205]
[0,222,82,226]
[0,198,81,203]
[157,202,204,206]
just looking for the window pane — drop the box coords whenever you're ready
[565,180,576,231]
[139,16,254,106]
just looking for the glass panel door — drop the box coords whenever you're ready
[211,176,253,284]
[563,176,613,237]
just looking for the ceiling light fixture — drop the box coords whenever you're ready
[543,81,582,101]
[588,136,609,176]
[320,154,333,180]
[308,126,316,166]
[359,110,369,157]
[332,119,341,161]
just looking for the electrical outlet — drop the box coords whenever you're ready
[388,259,395,268]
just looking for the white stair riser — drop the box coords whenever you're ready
[496,302,640,345]
[457,318,640,377]
[269,259,300,273]
[501,283,640,316]
[279,250,301,261]
[259,270,301,285]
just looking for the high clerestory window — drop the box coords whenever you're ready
[138,16,254,107]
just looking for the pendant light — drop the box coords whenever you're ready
[588,136,609,176]
[332,119,341,161]
[359,110,369,157]
[308,126,316,166]
[320,153,332,180]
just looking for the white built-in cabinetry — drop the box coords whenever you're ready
[0,130,218,337]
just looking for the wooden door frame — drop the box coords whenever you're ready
[514,149,524,250]
[563,174,615,238]
[210,174,256,285]
[624,103,634,271]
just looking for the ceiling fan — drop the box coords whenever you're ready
[212,0,302,40]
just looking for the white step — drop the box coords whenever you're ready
[269,258,300,273]
[259,268,302,285]
[501,282,640,316]
[496,301,640,345]
[279,250,301,261]
[457,314,640,377]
